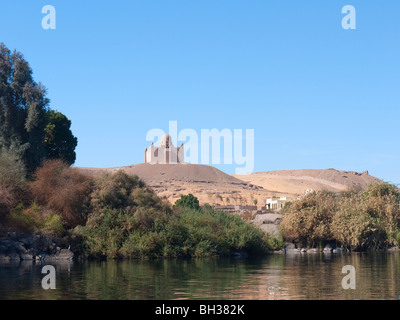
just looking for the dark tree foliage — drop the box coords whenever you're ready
[0,42,77,173]
[0,150,27,220]
[44,110,77,165]
[174,194,200,210]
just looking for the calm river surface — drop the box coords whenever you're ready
[1,252,400,300]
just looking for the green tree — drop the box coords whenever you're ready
[174,194,200,210]
[0,43,48,172]
[44,110,78,165]
[0,42,77,172]
[0,150,26,191]
[0,150,27,219]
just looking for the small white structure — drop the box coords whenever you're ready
[296,188,316,200]
[266,196,292,211]
[145,134,184,164]
[305,188,315,195]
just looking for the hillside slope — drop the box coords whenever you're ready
[76,163,262,205]
[233,169,383,195]
[76,165,384,205]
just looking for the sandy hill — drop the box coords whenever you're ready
[76,163,262,205]
[77,163,244,185]
[233,169,383,196]
[76,164,384,206]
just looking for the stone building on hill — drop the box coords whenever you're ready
[145,134,184,164]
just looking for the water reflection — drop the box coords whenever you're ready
[1,252,400,300]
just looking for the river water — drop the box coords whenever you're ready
[1,252,400,300]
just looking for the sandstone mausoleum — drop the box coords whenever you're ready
[145,134,184,164]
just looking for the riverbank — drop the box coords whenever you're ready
[273,242,400,255]
[0,227,269,262]
[0,231,73,262]
[3,228,400,263]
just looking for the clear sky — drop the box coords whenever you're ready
[1,1,399,183]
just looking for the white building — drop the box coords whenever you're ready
[266,196,292,211]
[145,134,184,164]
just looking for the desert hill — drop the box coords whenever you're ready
[75,164,384,206]
[233,168,383,196]
[77,163,246,186]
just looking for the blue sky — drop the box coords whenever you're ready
[1,1,399,183]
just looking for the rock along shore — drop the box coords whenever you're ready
[0,232,73,262]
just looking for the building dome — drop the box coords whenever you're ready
[145,133,184,164]
[159,134,173,148]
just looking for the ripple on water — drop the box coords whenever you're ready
[1,253,400,299]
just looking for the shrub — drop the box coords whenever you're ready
[0,150,27,221]
[30,159,93,228]
[7,203,36,233]
[90,170,147,212]
[77,208,127,258]
[266,234,285,250]
[72,200,271,259]
[0,186,14,210]
[331,197,379,250]
[331,184,400,250]
[42,212,65,235]
[280,191,337,247]
[7,202,65,235]
[280,183,400,251]
[174,194,200,210]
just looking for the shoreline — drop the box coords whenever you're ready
[2,230,399,263]
[0,231,73,262]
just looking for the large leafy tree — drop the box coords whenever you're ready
[0,42,77,172]
[44,110,77,165]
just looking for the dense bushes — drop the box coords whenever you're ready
[67,173,271,259]
[72,205,271,259]
[29,160,93,228]
[0,159,92,233]
[280,183,400,251]
[279,191,337,247]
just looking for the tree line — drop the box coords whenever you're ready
[0,42,77,174]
